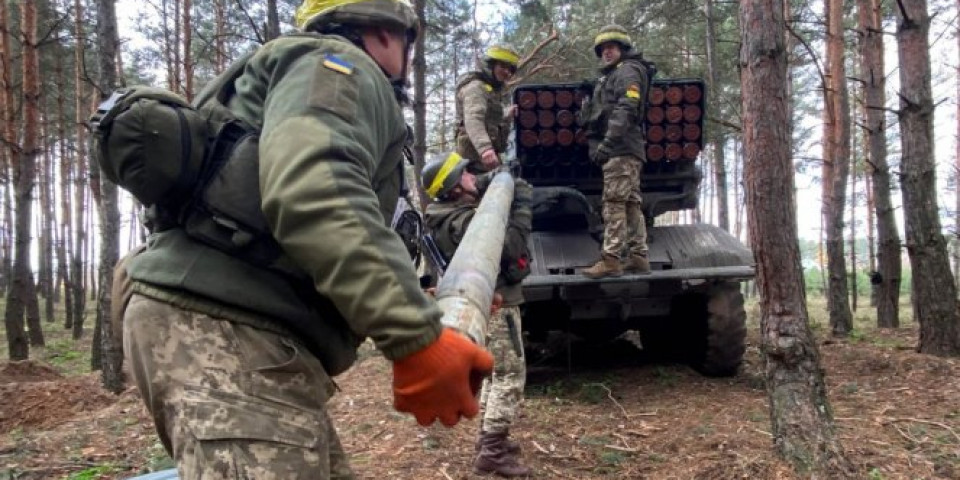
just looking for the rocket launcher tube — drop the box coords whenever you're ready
[435,171,515,344]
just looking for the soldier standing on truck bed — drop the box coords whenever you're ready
[456,45,521,174]
[117,0,495,478]
[422,152,535,477]
[580,24,653,278]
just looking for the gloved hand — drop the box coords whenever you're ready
[591,142,612,165]
[392,328,495,427]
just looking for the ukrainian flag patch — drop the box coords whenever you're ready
[322,54,354,75]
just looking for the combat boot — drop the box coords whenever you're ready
[623,254,651,274]
[474,431,532,477]
[582,255,623,279]
[475,430,521,455]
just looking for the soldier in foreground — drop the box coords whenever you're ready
[422,153,534,477]
[580,24,653,278]
[120,0,494,478]
[456,45,521,173]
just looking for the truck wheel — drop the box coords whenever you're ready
[691,283,746,377]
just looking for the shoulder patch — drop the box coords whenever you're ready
[625,83,641,99]
[483,83,494,92]
[322,54,354,75]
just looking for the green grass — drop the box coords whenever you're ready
[0,296,96,376]
[66,465,121,480]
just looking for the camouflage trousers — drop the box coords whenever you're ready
[601,155,648,259]
[123,294,355,480]
[478,305,526,434]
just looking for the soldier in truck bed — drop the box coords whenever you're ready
[456,45,521,174]
[422,153,534,477]
[580,24,653,278]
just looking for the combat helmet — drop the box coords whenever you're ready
[593,24,633,57]
[422,152,468,200]
[483,45,520,72]
[295,0,419,40]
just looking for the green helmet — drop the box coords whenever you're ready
[593,24,633,57]
[295,0,419,39]
[422,152,468,200]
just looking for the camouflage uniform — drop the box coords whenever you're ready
[455,70,511,174]
[423,183,532,433]
[477,305,526,433]
[581,51,651,261]
[122,31,440,478]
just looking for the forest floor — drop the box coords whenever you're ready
[1,297,959,480]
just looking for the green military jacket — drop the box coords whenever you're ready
[455,71,511,173]
[423,188,531,307]
[126,34,442,375]
[581,52,650,160]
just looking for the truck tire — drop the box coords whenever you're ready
[691,283,746,377]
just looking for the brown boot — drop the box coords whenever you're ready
[623,255,651,274]
[474,431,532,477]
[475,430,521,455]
[582,255,623,279]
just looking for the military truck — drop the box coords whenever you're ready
[513,79,754,376]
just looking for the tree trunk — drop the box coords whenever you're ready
[822,0,853,336]
[895,0,960,355]
[94,0,125,393]
[849,149,858,312]
[859,0,901,329]
[182,0,193,100]
[705,0,729,231]
[56,47,75,330]
[214,0,226,71]
[7,0,46,355]
[733,137,743,240]
[955,0,960,294]
[265,0,280,42]
[865,171,877,307]
[412,0,428,206]
[71,0,88,336]
[739,1,854,476]
[40,111,55,324]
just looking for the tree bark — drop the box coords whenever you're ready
[412,0,428,206]
[182,0,193,100]
[822,0,853,336]
[71,0,88,336]
[55,44,75,330]
[858,0,901,328]
[9,0,46,352]
[704,0,729,232]
[849,101,860,312]
[739,0,854,476]
[955,0,960,293]
[0,0,26,361]
[40,104,55,324]
[265,0,280,42]
[895,0,960,355]
[93,0,125,392]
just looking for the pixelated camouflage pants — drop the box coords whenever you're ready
[123,294,355,480]
[601,155,648,259]
[479,305,526,434]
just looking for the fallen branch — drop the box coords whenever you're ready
[604,444,639,453]
[885,417,960,443]
[583,383,628,419]
[439,465,453,480]
[531,440,550,454]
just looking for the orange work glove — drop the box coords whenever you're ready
[392,328,495,427]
